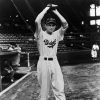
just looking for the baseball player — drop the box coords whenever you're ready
[91,43,99,60]
[34,4,68,100]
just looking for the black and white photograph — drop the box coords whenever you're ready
[0,0,100,100]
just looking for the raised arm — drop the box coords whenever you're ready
[52,5,68,34]
[35,5,50,34]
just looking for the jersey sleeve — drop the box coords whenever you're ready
[96,45,99,50]
[34,32,39,40]
[56,26,66,41]
[34,29,43,41]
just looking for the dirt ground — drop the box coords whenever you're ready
[1,62,100,100]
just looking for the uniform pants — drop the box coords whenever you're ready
[37,56,66,100]
[91,50,97,58]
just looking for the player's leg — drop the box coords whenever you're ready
[51,60,66,100]
[91,50,96,61]
[92,51,97,60]
[37,59,51,100]
[94,51,97,59]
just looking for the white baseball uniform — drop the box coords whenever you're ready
[34,27,66,100]
[91,44,99,58]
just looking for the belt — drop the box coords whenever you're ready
[44,57,53,61]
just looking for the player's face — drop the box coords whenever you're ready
[45,23,56,34]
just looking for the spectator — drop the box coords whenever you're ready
[8,42,16,51]
[14,44,21,66]
[1,59,15,82]
[8,43,21,67]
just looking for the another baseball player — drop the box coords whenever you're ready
[91,43,99,61]
[34,4,68,100]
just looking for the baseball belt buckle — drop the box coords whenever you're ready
[44,57,53,61]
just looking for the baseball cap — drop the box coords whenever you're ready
[46,18,56,25]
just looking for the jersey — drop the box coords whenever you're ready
[34,28,64,57]
[92,44,99,51]
[91,44,99,58]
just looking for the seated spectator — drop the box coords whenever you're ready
[14,44,21,53]
[1,59,15,82]
[8,42,16,51]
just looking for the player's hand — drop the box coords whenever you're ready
[51,4,58,8]
[47,3,52,7]
[51,4,58,10]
